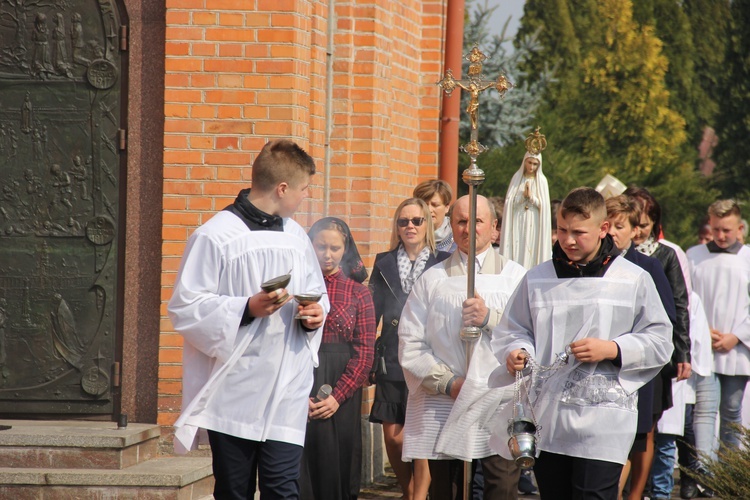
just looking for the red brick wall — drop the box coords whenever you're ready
[159,1,447,429]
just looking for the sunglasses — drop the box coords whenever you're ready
[397,217,425,228]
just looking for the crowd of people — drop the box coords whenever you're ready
[167,138,749,500]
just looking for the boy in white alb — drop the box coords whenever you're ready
[168,140,329,499]
[687,199,750,449]
[493,187,673,498]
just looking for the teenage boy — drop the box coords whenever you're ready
[492,187,673,499]
[687,199,750,450]
[168,139,329,499]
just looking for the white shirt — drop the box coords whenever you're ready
[168,211,329,453]
[687,244,750,376]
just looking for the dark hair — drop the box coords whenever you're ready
[550,199,562,229]
[308,217,368,283]
[560,188,606,221]
[623,186,661,238]
[252,139,316,192]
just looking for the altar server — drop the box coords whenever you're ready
[494,187,672,499]
[168,139,329,499]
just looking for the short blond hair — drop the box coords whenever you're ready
[708,199,741,219]
[389,198,436,253]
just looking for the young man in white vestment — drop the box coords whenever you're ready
[167,139,329,499]
[494,187,673,499]
[398,195,527,500]
[687,199,750,450]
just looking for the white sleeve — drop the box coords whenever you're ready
[491,276,536,366]
[167,232,248,364]
[614,272,675,393]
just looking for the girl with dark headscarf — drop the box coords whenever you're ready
[299,217,375,500]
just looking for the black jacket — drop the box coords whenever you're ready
[369,248,450,381]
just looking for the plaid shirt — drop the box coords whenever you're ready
[323,269,376,403]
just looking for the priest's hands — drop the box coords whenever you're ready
[569,338,618,363]
[308,394,340,420]
[462,293,489,327]
[449,377,465,399]
[711,329,740,353]
[248,288,292,317]
[299,303,324,330]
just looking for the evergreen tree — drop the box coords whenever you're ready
[684,0,731,129]
[457,0,554,148]
[713,0,750,198]
[632,0,702,143]
[572,0,687,179]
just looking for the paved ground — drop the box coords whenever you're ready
[358,467,705,499]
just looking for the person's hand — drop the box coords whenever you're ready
[506,349,528,375]
[676,362,692,381]
[523,182,531,199]
[712,331,739,353]
[569,338,618,363]
[449,377,465,400]
[308,395,340,420]
[247,288,291,318]
[299,302,324,329]
[462,293,489,328]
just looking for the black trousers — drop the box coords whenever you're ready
[534,451,623,500]
[427,455,520,500]
[207,430,304,500]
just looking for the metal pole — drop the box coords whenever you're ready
[460,156,484,500]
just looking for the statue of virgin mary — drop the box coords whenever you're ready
[499,131,552,269]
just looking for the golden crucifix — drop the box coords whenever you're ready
[438,45,512,159]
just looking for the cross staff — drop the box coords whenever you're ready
[438,45,512,160]
[437,45,512,500]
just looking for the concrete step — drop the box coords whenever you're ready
[0,456,214,499]
[0,419,159,470]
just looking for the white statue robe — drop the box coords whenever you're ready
[490,258,673,464]
[687,244,750,376]
[398,250,526,461]
[499,152,552,269]
[168,211,329,454]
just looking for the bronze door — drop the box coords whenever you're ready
[0,1,124,414]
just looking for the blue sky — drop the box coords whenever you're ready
[483,0,525,39]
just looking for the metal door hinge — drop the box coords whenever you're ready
[118,129,127,150]
[120,25,128,52]
[113,362,121,388]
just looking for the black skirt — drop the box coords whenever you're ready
[369,378,408,425]
[300,343,362,500]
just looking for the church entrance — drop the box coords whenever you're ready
[0,0,125,415]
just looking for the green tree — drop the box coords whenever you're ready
[684,0,731,129]
[632,0,702,143]
[712,0,750,199]
[458,0,554,148]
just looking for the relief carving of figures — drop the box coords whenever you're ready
[21,92,32,133]
[50,163,73,213]
[52,13,72,77]
[69,12,89,65]
[31,13,53,77]
[70,155,89,200]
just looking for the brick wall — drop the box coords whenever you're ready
[159,0,447,431]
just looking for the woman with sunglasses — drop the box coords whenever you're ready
[368,198,451,500]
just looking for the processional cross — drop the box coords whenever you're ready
[437,45,512,500]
